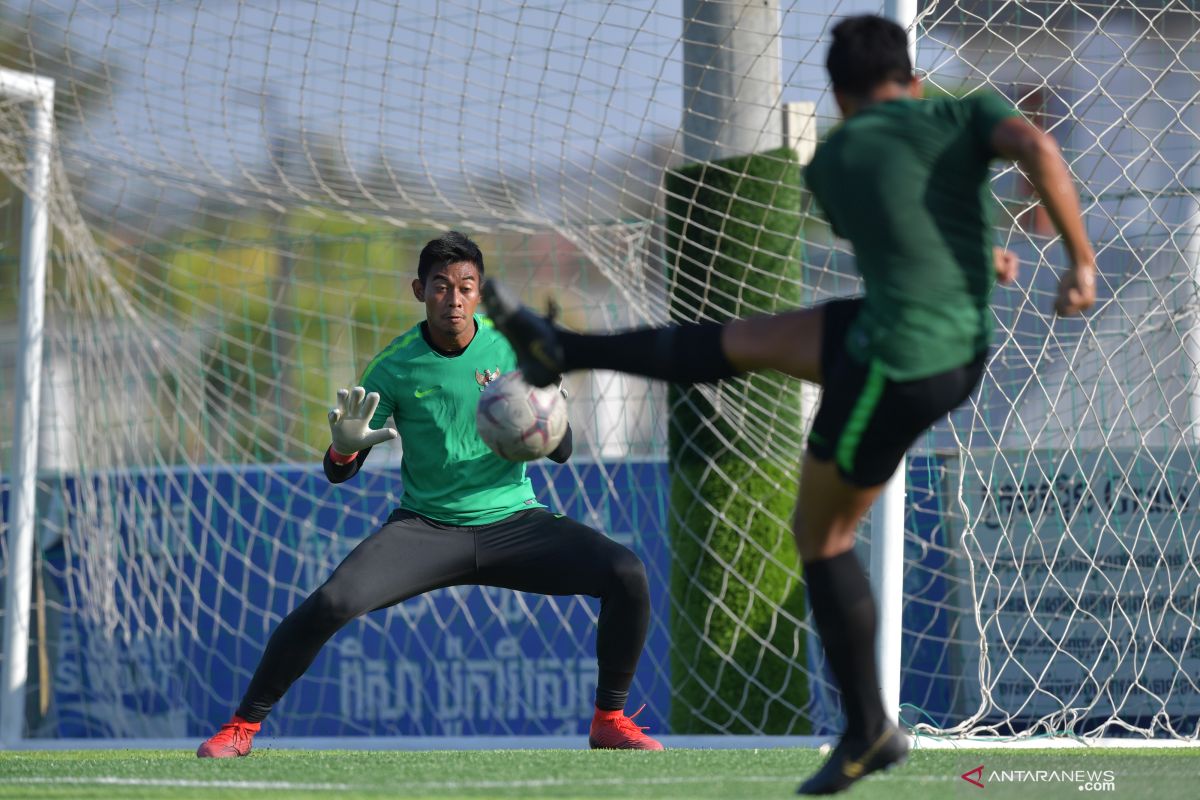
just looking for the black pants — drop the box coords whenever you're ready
[236,509,650,721]
[808,298,987,486]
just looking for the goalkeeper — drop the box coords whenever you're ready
[197,231,663,756]
[483,15,1095,795]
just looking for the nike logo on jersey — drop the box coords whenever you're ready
[414,385,442,398]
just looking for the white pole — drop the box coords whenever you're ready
[872,0,919,729]
[1,67,54,747]
[870,464,905,728]
[886,0,919,66]
[681,0,782,163]
[1188,201,1200,444]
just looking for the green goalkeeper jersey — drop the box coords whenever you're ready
[804,92,1021,380]
[360,315,542,525]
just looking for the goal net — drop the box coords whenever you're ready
[0,0,1196,741]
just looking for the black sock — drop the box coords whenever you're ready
[595,668,635,712]
[804,550,887,739]
[559,323,738,384]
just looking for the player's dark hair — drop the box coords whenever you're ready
[417,230,485,284]
[826,15,913,97]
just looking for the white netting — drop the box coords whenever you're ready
[0,0,1197,740]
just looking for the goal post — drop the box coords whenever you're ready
[0,66,54,746]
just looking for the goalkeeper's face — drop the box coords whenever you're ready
[412,260,482,341]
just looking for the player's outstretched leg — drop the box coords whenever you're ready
[196,715,261,758]
[484,279,826,385]
[482,279,739,387]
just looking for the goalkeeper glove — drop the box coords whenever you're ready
[328,386,398,457]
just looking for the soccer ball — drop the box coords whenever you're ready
[476,370,567,461]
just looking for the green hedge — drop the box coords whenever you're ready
[665,147,809,733]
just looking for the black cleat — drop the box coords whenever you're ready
[482,280,564,387]
[797,724,909,795]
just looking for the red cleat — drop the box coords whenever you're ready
[196,715,261,758]
[588,704,665,751]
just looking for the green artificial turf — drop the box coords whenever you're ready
[1,746,1188,800]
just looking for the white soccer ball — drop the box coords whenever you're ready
[475,370,567,461]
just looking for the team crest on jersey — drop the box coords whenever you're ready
[475,366,501,391]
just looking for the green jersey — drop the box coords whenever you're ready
[360,315,542,525]
[804,92,1021,380]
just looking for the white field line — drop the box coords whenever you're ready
[0,776,355,791]
[4,735,822,751]
[909,737,1200,750]
[6,734,1197,751]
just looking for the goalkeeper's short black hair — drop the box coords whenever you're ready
[417,230,485,284]
[826,15,914,97]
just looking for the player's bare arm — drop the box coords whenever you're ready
[991,116,1096,315]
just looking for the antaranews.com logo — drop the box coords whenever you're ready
[961,765,1117,792]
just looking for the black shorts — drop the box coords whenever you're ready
[806,298,985,487]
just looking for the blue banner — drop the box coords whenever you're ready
[13,458,951,738]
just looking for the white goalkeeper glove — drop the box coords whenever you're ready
[327,386,398,456]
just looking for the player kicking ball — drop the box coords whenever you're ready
[482,15,1095,795]
[197,231,663,757]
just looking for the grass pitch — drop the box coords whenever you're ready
[0,747,1192,799]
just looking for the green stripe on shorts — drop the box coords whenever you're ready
[835,358,887,475]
